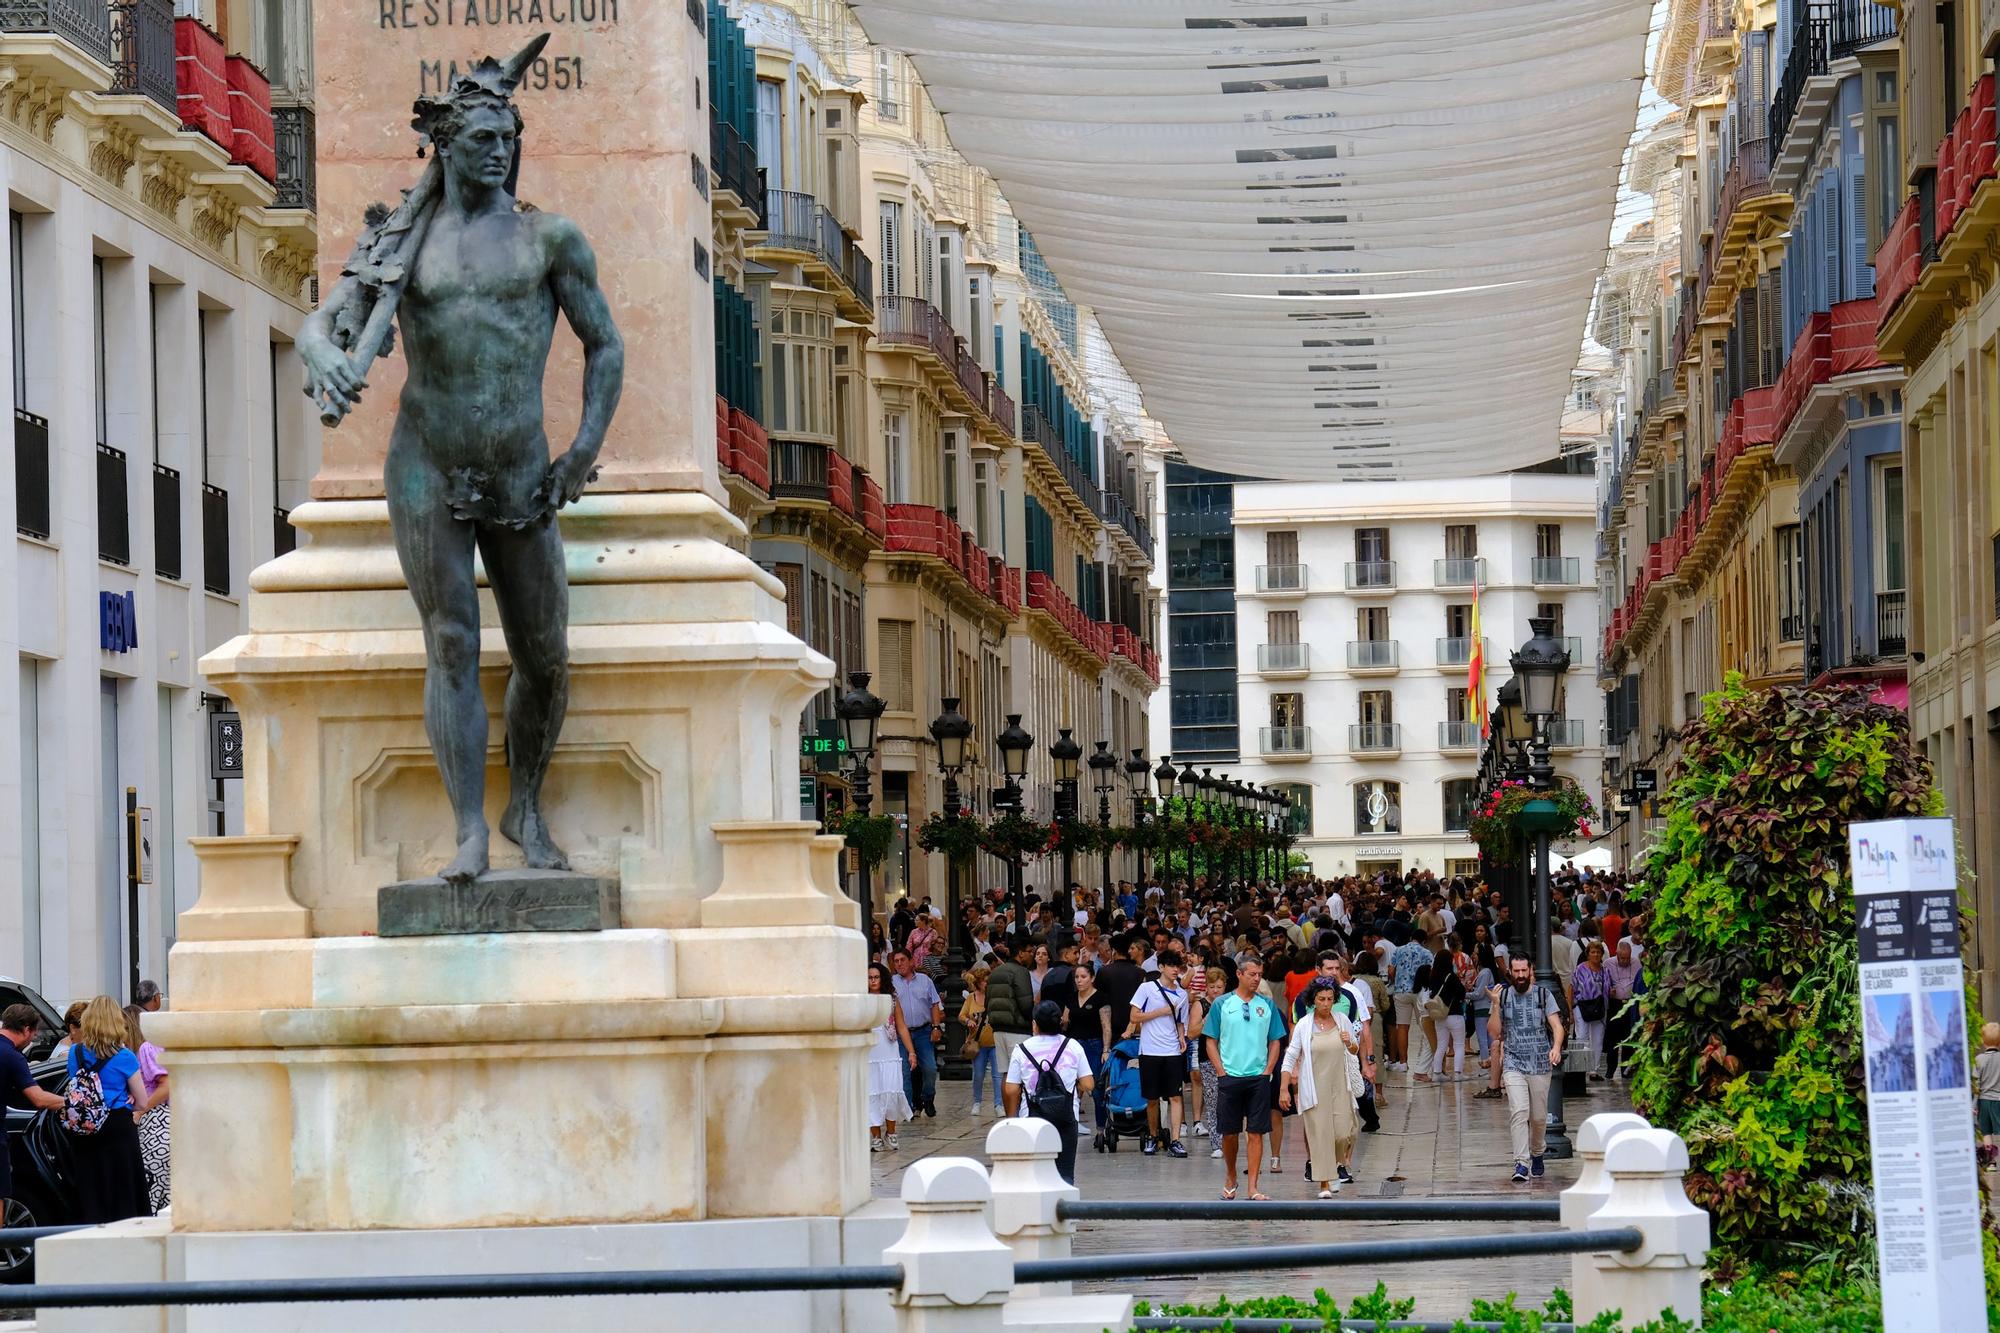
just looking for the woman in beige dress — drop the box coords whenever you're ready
[1280,981,1361,1197]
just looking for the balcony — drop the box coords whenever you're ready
[1768,4,1828,152]
[1548,719,1588,751]
[1348,723,1402,756]
[14,409,49,540]
[1259,726,1312,760]
[1436,637,1478,667]
[1025,569,1112,661]
[988,380,1016,439]
[201,481,229,596]
[1563,637,1584,668]
[757,188,871,319]
[1020,401,1105,516]
[770,439,832,502]
[152,463,179,579]
[96,444,129,565]
[1257,642,1310,676]
[1877,589,1907,656]
[0,0,112,65]
[1434,557,1484,588]
[107,0,175,119]
[272,505,295,558]
[1531,556,1580,586]
[709,111,765,228]
[1831,0,1894,58]
[1344,560,1395,593]
[1347,640,1399,674]
[1255,563,1307,595]
[271,104,315,212]
[715,395,770,494]
[1710,136,1777,301]
[1779,612,1804,643]
[1097,489,1154,563]
[1438,721,1482,752]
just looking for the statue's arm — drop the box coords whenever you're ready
[549,218,625,468]
[299,274,370,412]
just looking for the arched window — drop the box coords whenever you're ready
[1354,780,1401,835]
[1443,778,1480,833]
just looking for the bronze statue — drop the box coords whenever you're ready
[300,34,625,885]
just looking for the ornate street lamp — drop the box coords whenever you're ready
[1126,748,1153,884]
[1088,741,1119,901]
[929,698,973,948]
[1050,728,1083,919]
[1176,761,1200,897]
[994,714,1034,915]
[1509,616,1576,1158]
[834,672,887,934]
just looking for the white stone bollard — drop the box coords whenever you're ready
[986,1119,1080,1299]
[1561,1111,1653,1301]
[1576,1128,1710,1328]
[884,1157,1016,1333]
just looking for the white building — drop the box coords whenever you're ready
[1231,475,1603,879]
[0,3,316,1005]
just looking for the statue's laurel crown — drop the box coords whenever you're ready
[408,33,549,148]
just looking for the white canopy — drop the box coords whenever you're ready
[850,0,1650,480]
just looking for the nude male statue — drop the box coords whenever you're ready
[298,37,624,885]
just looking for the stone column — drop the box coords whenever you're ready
[1575,1127,1710,1327]
[1560,1111,1651,1301]
[984,1119,1078,1297]
[884,1158,1014,1333]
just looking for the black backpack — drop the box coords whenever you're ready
[1026,1038,1076,1126]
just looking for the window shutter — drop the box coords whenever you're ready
[1820,178,1840,314]
[1847,157,1872,300]
[878,201,901,298]
[1759,271,1782,386]
[878,619,914,713]
[776,563,805,642]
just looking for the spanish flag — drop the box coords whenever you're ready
[1468,576,1489,737]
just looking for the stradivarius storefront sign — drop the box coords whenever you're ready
[1848,817,1981,1333]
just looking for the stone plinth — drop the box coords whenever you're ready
[311,1,717,500]
[378,868,620,936]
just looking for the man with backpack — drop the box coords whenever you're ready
[1003,1000,1095,1183]
[1488,954,1566,1183]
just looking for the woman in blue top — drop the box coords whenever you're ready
[65,995,158,1222]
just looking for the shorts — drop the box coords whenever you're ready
[1216,1073,1272,1136]
[1392,991,1420,1027]
[1140,1053,1186,1100]
[1979,1098,2000,1136]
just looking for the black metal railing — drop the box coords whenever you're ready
[272,104,316,212]
[152,463,180,580]
[107,0,175,117]
[0,0,112,65]
[1769,4,1828,150]
[1877,588,1906,656]
[1061,1199,1562,1222]
[1779,611,1804,643]
[770,439,831,501]
[201,482,230,596]
[96,444,129,565]
[272,505,295,558]
[13,408,50,540]
[1830,0,1894,56]
[709,110,765,228]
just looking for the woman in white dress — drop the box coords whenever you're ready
[1279,981,1362,1198]
[866,962,916,1151]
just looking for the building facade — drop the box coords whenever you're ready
[1232,476,1603,879]
[1872,0,2000,1008]
[0,0,317,1001]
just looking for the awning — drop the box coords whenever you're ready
[850,0,1651,480]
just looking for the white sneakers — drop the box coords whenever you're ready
[971,1104,984,1117]
[886,1133,900,1150]
[1209,1146,1223,1159]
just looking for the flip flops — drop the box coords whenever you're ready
[1220,1185,1238,1200]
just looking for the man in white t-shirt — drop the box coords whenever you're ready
[1004,1000,1096,1184]
[1127,951,1190,1157]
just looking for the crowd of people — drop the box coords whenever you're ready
[868,866,1649,1190]
[0,980,171,1226]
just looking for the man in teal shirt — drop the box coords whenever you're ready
[1202,956,1288,1200]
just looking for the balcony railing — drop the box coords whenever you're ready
[1769,4,1829,150]
[1099,490,1153,561]
[1436,636,1477,667]
[273,505,296,557]
[709,111,765,227]
[1715,135,1772,240]
[152,463,180,580]
[1258,642,1310,673]
[0,0,112,64]
[988,379,1016,438]
[1439,721,1482,750]
[1779,611,1804,643]
[1020,402,1104,515]
[1549,720,1588,750]
[878,292,957,366]
[1563,636,1584,666]
[202,482,230,596]
[1830,0,1894,56]
[1260,726,1311,756]
[14,409,49,540]
[1347,640,1398,670]
[771,439,833,502]
[1434,557,1484,587]
[1349,723,1401,753]
[271,103,316,212]
[1256,563,1306,593]
[96,444,129,565]
[1532,556,1580,586]
[108,0,176,118]
[1877,588,1907,656]
[761,189,868,313]
[1345,560,1395,591]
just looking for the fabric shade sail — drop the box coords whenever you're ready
[850,0,1650,480]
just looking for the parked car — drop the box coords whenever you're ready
[0,978,77,1282]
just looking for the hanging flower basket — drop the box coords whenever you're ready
[981,813,1053,862]
[915,813,984,863]
[836,812,898,870]
[1465,780,1594,866]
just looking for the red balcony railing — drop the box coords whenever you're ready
[859,475,886,541]
[715,394,770,492]
[1829,294,1884,374]
[885,502,1016,615]
[1026,571,1110,664]
[1875,196,1921,323]
[828,449,855,517]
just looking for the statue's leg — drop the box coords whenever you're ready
[387,455,491,884]
[480,516,571,870]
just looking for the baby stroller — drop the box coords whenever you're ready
[1097,1038,1151,1151]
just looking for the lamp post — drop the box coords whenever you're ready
[1199,769,1219,891]
[1257,787,1274,885]
[1050,728,1083,922]
[1154,755,1178,901]
[928,697,973,953]
[1088,741,1118,904]
[1126,748,1152,886]
[1510,616,1573,1158]
[1176,761,1199,898]
[834,672,886,936]
[1227,779,1249,888]
[994,714,1034,918]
